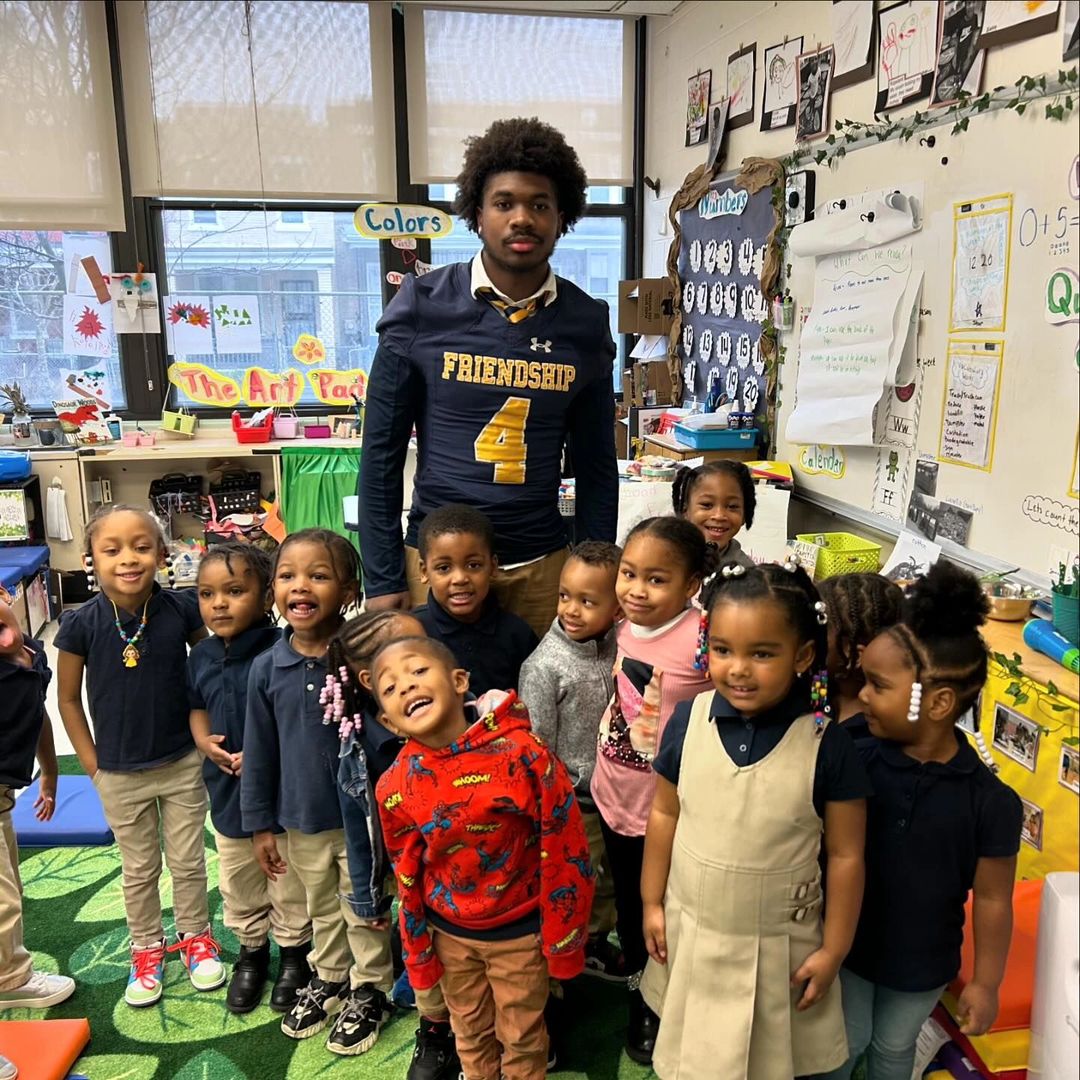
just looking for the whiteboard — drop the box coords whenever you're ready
[776,104,1080,578]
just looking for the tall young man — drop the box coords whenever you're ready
[359,118,619,637]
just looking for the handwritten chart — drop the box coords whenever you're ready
[786,242,914,446]
[938,342,1003,470]
[950,194,1013,332]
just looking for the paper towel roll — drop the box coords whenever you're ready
[789,192,921,257]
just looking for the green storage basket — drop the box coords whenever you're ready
[795,532,881,579]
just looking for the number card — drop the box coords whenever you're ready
[949,194,1013,333]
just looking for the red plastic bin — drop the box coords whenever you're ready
[231,411,274,444]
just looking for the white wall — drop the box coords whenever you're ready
[641,0,1067,277]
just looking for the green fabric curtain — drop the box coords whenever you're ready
[280,445,361,552]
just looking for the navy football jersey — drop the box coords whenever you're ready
[359,261,617,597]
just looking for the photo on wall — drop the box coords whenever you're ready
[1020,797,1044,850]
[761,37,803,130]
[686,69,712,147]
[1060,743,1080,794]
[832,0,876,89]
[992,704,1041,772]
[706,97,731,171]
[726,43,757,129]
[931,0,985,106]
[795,47,835,141]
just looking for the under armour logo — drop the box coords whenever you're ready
[530,338,552,353]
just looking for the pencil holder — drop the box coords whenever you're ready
[1052,590,1080,646]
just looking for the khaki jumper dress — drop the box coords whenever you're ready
[640,692,848,1079]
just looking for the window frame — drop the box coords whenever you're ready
[10,1,642,419]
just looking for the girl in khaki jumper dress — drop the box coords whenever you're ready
[641,562,871,1079]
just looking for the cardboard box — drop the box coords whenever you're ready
[618,278,674,335]
[622,360,674,407]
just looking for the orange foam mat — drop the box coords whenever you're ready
[0,1019,90,1080]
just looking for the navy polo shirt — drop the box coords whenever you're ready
[654,688,872,818]
[414,592,538,696]
[0,640,50,789]
[358,706,406,786]
[241,632,344,835]
[55,586,204,771]
[187,620,280,839]
[838,711,875,750]
[846,730,1022,992]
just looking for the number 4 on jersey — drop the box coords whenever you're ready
[475,396,531,484]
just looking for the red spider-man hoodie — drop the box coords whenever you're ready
[376,690,594,990]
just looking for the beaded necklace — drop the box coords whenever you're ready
[112,598,150,668]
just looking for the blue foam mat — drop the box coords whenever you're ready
[12,774,113,847]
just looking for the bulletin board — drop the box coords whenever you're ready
[666,159,784,439]
[776,105,1080,578]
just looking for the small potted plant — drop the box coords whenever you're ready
[0,382,33,443]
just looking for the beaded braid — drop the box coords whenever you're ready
[884,620,987,723]
[323,611,414,740]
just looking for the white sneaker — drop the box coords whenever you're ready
[0,1052,17,1079]
[0,970,75,1010]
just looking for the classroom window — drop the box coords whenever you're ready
[158,207,383,408]
[0,230,127,411]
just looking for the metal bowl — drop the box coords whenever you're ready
[983,581,1034,622]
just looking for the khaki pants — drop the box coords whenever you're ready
[285,828,392,990]
[94,750,209,944]
[582,808,616,938]
[215,832,311,949]
[405,546,568,639]
[415,981,449,1022]
[0,791,31,991]
[433,928,549,1080]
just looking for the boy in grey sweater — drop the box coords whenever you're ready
[518,541,624,981]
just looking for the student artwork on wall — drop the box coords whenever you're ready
[61,369,113,412]
[876,0,937,111]
[832,0,876,89]
[761,38,802,130]
[726,44,756,129]
[706,98,731,171]
[61,233,112,296]
[950,194,1013,333]
[993,703,1041,772]
[938,341,1003,471]
[164,296,213,355]
[979,0,1060,49]
[62,295,112,359]
[686,70,712,147]
[1065,0,1080,61]
[110,270,161,336]
[796,47,835,141]
[669,159,782,428]
[212,295,262,354]
[931,1,985,107]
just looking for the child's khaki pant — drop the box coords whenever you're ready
[433,928,549,1080]
[285,828,392,991]
[581,808,616,937]
[93,750,209,944]
[214,832,311,949]
[0,790,32,991]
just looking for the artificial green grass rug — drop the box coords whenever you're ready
[11,769,655,1079]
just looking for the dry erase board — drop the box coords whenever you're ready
[775,104,1080,577]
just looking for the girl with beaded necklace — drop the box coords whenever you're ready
[56,505,222,1009]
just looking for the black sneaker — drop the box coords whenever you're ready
[582,935,628,983]
[326,983,391,1056]
[280,975,347,1040]
[626,986,659,1066]
[406,1017,461,1080]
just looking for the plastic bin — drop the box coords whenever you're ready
[231,411,274,444]
[795,532,881,578]
[1052,590,1079,646]
[273,416,299,439]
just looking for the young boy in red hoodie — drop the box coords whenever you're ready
[373,637,593,1080]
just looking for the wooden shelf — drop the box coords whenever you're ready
[982,618,1079,703]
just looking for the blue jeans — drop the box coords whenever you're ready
[820,968,946,1080]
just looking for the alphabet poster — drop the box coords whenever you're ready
[938,341,1003,470]
[950,194,1013,332]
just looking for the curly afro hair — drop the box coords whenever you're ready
[453,117,588,236]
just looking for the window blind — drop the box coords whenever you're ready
[0,0,125,231]
[405,6,634,186]
[118,0,396,200]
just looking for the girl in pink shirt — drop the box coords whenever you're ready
[591,516,714,1065]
